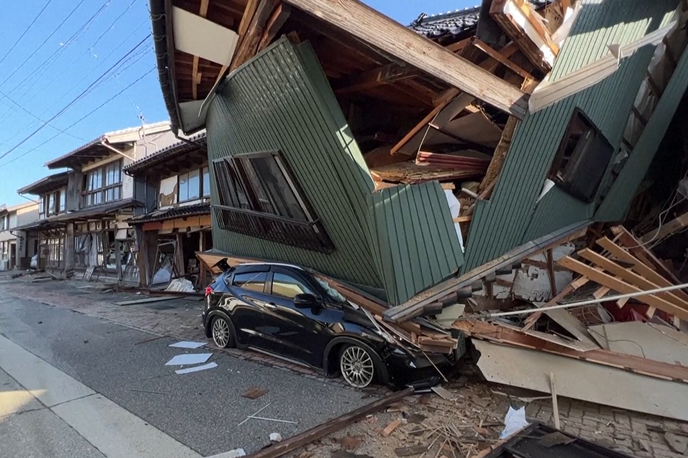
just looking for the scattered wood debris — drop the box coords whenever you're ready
[242,387,269,400]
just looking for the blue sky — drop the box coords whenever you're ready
[0,0,473,206]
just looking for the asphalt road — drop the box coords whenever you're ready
[0,294,375,456]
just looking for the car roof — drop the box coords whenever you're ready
[237,262,304,270]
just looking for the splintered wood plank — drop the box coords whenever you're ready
[611,226,682,285]
[257,3,292,52]
[558,256,688,321]
[596,237,688,304]
[471,37,534,80]
[245,388,414,458]
[283,0,528,118]
[242,387,269,399]
[641,211,688,243]
[230,0,279,71]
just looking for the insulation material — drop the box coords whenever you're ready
[444,190,464,252]
[473,339,688,421]
[165,278,196,293]
[512,244,575,302]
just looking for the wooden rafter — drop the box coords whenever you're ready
[229,0,278,72]
[333,63,415,96]
[470,38,534,80]
[558,256,688,321]
[282,0,528,118]
[191,0,211,100]
[257,3,292,52]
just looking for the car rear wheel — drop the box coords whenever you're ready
[339,344,375,388]
[211,316,234,348]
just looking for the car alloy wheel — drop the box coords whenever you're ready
[340,345,375,388]
[212,317,231,348]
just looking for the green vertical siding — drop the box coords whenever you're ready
[596,43,688,221]
[367,182,463,305]
[206,38,463,304]
[463,0,676,271]
[206,38,380,288]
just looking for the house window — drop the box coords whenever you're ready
[38,197,44,219]
[84,160,123,207]
[179,169,201,203]
[0,215,8,231]
[202,166,210,197]
[549,109,614,203]
[59,189,66,212]
[212,150,334,253]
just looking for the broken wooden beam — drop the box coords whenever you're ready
[283,0,528,118]
[333,63,415,96]
[490,0,558,72]
[257,3,292,52]
[244,387,414,458]
[470,37,534,80]
[557,256,688,321]
[230,0,279,72]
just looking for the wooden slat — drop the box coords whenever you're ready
[558,256,688,321]
[470,38,534,80]
[596,237,688,304]
[245,388,414,458]
[282,0,528,118]
[611,226,682,285]
[577,248,688,311]
[455,320,688,383]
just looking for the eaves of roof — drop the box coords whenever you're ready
[128,202,210,224]
[124,132,207,176]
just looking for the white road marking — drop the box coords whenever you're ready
[0,334,202,458]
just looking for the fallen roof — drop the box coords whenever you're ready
[123,132,207,177]
[17,172,70,195]
[128,202,210,224]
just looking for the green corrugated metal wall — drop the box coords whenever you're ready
[596,43,688,221]
[463,0,677,271]
[205,38,462,305]
[367,182,463,305]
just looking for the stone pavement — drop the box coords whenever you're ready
[2,273,688,457]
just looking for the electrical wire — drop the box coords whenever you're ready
[0,0,89,89]
[0,0,54,67]
[0,67,156,169]
[0,36,150,163]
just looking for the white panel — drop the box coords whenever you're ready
[179,100,208,133]
[473,339,688,421]
[172,7,239,66]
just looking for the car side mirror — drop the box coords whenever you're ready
[294,293,319,309]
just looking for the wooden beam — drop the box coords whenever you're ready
[641,211,688,244]
[229,0,279,72]
[282,0,528,118]
[470,38,534,80]
[578,248,688,311]
[244,388,414,457]
[546,249,557,297]
[333,63,415,96]
[191,0,211,100]
[446,37,471,53]
[522,276,589,331]
[257,3,292,52]
[557,256,688,321]
[612,226,682,285]
[596,237,688,304]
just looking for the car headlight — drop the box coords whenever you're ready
[408,361,417,369]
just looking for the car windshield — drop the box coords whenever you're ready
[314,277,347,304]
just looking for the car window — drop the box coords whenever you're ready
[232,272,267,293]
[271,273,313,299]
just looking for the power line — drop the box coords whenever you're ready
[0,0,89,89]
[0,36,150,163]
[0,67,156,169]
[0,0,54,67]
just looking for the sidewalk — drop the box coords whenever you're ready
[2,273,687,457]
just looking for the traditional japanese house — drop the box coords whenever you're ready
[124,133,212,287]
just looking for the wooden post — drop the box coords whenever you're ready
[550,372,561,429]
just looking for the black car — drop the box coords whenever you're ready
[203,261,460,389]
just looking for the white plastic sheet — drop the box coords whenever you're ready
[499,406,529,439]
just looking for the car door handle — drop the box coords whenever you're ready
[265,302,277,310]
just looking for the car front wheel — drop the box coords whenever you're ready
[211,316,234,348]
[339,344,376,388]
